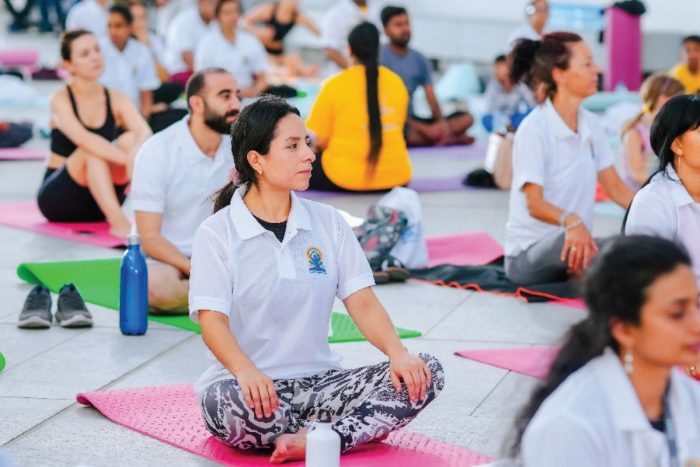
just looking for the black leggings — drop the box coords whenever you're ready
[37,167,127,222]
[308,154,351,192]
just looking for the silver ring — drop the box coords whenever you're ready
[570,246,577,253]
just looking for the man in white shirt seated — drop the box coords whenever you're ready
[194,0,268,98]
[65,0,110,39]
[164,0,217,84]
[506,0,548,50]
[130,68,241,314]
[100,5,160,120]
[321,0,375,69]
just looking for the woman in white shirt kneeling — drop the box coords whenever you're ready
[505,33,634,285]
[512,235,700,466]
[625,94,700,287]
[189,95,443,464]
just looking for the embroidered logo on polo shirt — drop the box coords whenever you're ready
[306,246,327,275]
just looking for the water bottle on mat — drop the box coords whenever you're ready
[119,230,148,336]
[306,410,340,467]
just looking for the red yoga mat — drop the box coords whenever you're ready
[0,147,47,161]
[455,346,559,380]
[426,231,504,267]
[77,384,493,466]
[0,201,125,248]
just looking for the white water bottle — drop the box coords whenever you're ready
[305,410,340,467]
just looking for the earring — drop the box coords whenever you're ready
[624,348,634,374]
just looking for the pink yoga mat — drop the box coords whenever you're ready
[77,384,493,466]
[426,231,504,267]
[0,201,125,248]
[0,148,47,161]
[0,49,39,67]
[455,346,559,380]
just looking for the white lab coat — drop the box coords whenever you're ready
[522,348,700,466]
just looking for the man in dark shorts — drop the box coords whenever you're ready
[379,5,474,147]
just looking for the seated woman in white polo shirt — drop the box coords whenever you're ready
[509,235,700,466]
[625,94,700,287]
[194,0,269,98]
[189,95,444,464]
[505,32,634,285]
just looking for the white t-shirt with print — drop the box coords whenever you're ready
[189,186,375,396]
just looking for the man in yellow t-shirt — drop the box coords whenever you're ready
[670,35,700,94]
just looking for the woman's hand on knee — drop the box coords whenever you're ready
[389,353,432,404]
[561,223,597,272]
[235,365,279,419]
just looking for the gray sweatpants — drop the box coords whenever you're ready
[505,232,609,285]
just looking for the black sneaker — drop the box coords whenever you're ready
[55,284,93,328]
[18,285,52,329]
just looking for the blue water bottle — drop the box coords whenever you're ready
[119,230,148,335]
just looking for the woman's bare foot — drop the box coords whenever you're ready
[269,429,307,464]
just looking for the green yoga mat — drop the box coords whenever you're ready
[17,258,421,342]
[0,352,5,373]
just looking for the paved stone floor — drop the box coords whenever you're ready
[0,18,623,467]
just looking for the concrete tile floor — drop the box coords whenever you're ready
[0,21,626,466]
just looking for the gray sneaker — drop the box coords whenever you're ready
[55,284,93,328]
[18,285,52,329]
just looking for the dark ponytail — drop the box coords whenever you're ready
[212,94,300,212]
[348,22,382,177]
[621,93,700,232]
[509,32,582,98]
[508,235,692,457]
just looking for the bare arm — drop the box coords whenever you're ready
[296,11,320,36]
[50,92,130,164]
[239,73,268,98]
[522,182,597,271]
[324,47,348,69]
[135,211,191,276]
[139,90,154,120]
[112,91,152,177]
[598,165,635,209]
[423,83,445,121]
[199,311,279,418]
[181,50,194,71]
[242,3,273,32]
[622,129,649,186]
[344,287,431,402]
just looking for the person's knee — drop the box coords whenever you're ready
[418,353,445,395]
[201,380,288,450]
[115,131,138,152]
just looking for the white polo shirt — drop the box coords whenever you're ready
[194,27,268,90]
[625,166,700,285]
[130,117,232,257]
[522,348,700,466]
[321,0,379,52]
[505,99,613,256]
[189,185,375,396]
[163,7,215,75]
[66,0,108,39]
[99,38,160,107]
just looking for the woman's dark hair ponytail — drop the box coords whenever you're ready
[621,93,700,232]
[348,22,382,177]
[508,235,692,457]
[212,94,300,212]
[509,32,582,98]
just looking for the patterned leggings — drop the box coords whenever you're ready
[200,353,444,453]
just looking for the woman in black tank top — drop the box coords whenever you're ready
[242,0,321,78]
[38,30,151,238]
